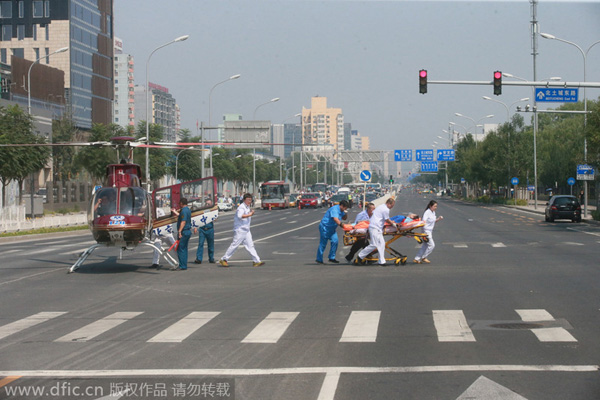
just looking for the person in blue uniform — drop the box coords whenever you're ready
[173,197,192,271]
[195,199,215,264]
[316,200,350,264]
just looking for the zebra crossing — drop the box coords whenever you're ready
[0,309,577,345]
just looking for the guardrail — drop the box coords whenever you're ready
[0,205,87,233]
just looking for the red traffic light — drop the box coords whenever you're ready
[493,70,502,96]
[419,69,428,94]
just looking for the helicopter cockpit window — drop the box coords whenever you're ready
[181,179,215,212]
[118,187,148,216]
[93,188,117,218]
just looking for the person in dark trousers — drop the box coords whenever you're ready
[173,197,192,271]
[345,202,375,262]
[579,190,585,205]
[316,199,349,264]
[195,199,215,264]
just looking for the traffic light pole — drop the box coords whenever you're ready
[426,80,600,88]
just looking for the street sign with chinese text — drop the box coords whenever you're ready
[577,164,595,180]
[535,88,578,103]
[436,149,455,161]
[394,150,412,162]
[416,149,434,161]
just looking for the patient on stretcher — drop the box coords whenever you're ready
[343,213,422,235]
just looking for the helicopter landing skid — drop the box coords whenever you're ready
[68,241,179,274]
[69,243,103,273]
[140,241,179,269]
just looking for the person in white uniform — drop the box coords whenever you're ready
[218,193,265,267]
[414,200,443,264]
[150,207,176,269]
[357,197,398,266]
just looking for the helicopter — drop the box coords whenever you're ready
[1,136,219,273]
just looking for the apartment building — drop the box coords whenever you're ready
[0,0,114,128]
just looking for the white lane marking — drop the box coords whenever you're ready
[531,327,577,342]
[491,242,506,248]
[23,241,97,256]
[567,227,600,237]
[55,312,143,342]
[0,312,67,340]
[516,309,577,342]
[453,244,468,248]
[2,364,597,377]
[317,370,341,400]
[515,309,554,322]
[457,376,527,400]
[563,242,584,246]
[255,220,321,243]
[433,310,475,342]
[0,249,20,255]
[0,268,65,286]
[147,312,220,343]
[339,311,381,343]
[241,312,299,343]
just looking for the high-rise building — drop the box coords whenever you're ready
[0,0,114,128]
[301,96,344,151]
[133,82,178,142]
[113,37,134,129]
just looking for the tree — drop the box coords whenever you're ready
[133,121,171,187]
[169,129,203,182]
[0,105,50,205]
[75,123,124,183]
[52,115,81,181]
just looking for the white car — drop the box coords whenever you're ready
[217,198,233,211]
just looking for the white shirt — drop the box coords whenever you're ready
[234,202,252,232]
[422,208,436,233]
[369,204,390,231]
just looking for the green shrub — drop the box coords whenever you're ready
[592,210,600,221]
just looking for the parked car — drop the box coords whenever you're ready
[298,193,319,209]
[217,197,233,212]
[545,195,581,222]
[289,193,299,208]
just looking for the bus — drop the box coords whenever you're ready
[260,181,291,210]
[312,182,328,193]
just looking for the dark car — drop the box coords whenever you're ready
[330,193,353,208]
[545,195,581,222]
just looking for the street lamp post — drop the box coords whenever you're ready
[540,33,600,218]
[206,74,241,179]
[482,96,529,121]
[27,46,69,114]
[145,35,189,191]
[502,73,562,210]
[454,113,494,146]
[253,97,280,120]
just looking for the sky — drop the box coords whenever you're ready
[113,0,600,152]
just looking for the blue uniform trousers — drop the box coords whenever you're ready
[317,225,338,263]
[177,230,192,269]
[196,227,215,262]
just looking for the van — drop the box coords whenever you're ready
[337,187,350,195]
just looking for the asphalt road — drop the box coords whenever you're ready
[1,192,599,400]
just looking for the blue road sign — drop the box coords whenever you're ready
[527,185,535,192]
[416,149,434,161]
[535,88,578,103]
[421,161,438,172]
[394,149,412,162]
[436,149,455,161]
[577,164,595,180]
[567,177,576,186]
[359,170,372,182]
[511,177,519,185]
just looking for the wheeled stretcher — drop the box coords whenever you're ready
[342,219,429,266]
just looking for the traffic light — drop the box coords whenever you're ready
[419,69,427,94]
[389,175,394,184]
[493,71,502,96]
